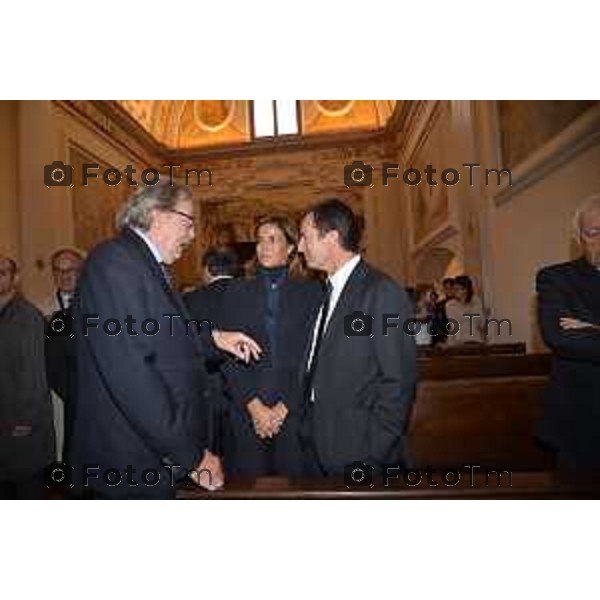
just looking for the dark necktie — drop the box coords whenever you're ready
[304,280,333,400]
[160,262,174,289]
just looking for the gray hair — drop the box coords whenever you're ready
[573,193,600,239]
[116,182,192,231]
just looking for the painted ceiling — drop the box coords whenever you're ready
[116,100,396,149]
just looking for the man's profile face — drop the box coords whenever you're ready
[298,214,331,271]
[152,198,196,265]
[0,258,16,296]
[52,253,82,292]
[580,208,600,268]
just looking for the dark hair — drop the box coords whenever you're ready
[453,275,474,303]
[255,215,298,250]
[307,198,361,252]
[442,277,455,287]
[201,248,239,278]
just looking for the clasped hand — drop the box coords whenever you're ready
[247,398,288,439]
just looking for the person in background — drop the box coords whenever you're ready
[43,248,84,463]
[0,256,55,499]
[39,248,84,317]
[444,275,485,346]
[219,216,322,477]
[184,247,240,459]
[431,277,454,346]
[414,285,438,346]
[185,247,240,326]
[440,277,455,304]
[536,193,600,468]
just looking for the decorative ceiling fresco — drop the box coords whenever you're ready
[300,100,396,135]
[116,100,396,150]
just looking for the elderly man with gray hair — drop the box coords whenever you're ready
[536,193,600,469]
[68,182,261,498]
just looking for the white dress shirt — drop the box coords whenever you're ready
[306,254,361,398]
[132,227,163,263]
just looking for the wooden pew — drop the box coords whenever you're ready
[177,471,600,499]
[409,354,552,470]
[418,342,527,358]
[177,353,560,499]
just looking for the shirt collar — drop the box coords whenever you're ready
[132,227,163,264]
[328,254,361,293]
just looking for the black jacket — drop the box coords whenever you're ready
[220,273,322,413]
[0,296,55,479]
[184,278,235,333]
[302,260,417,474]
[71,228,216,498]
[536,257,600,466]
[183,277,236,455]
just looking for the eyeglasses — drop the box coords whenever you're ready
[582,227,600,239]
[53,267,80,275]
[169,209,196,227]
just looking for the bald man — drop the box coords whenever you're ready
[536,194,600,468]
[41,248,84,463]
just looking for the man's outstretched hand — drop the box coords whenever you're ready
[212,330,262,363]
[560,317,600,331]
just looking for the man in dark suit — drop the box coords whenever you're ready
[43,248,84,463]
[184,247,239,329]
[297,199,417,479]
[0,257,55,499]
[184,248,239,458]
[536,194,600,468]
[69,183,260,499]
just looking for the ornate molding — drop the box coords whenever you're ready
[54,100,159,166]
[493,102,600,206]
[56,101,397,165]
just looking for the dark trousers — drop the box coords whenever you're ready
[299,402,330,479]
[0,470,47,499]
[225,406,304,478]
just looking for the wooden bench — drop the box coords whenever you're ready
[418,342,527,358]
[409,354,552,470]
[177,470,600,499]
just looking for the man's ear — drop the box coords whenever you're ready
[325,229,340,247]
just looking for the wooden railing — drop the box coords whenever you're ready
[177,471,600,499]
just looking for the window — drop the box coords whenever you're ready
[251,100,300,138]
